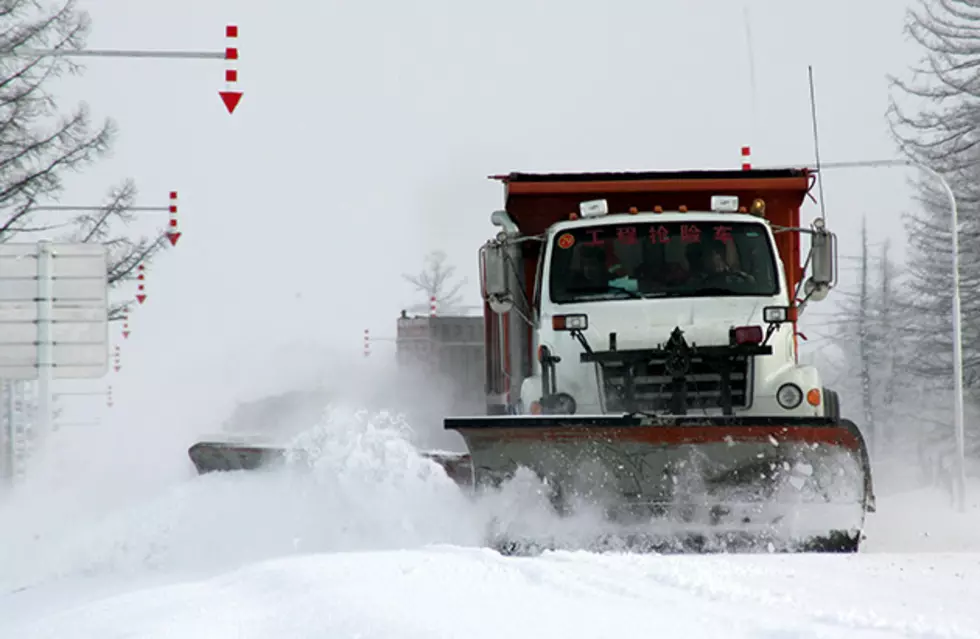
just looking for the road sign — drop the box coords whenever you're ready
[0,241,109,379]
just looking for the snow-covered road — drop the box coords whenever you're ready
[2,406,979,638]
[6,547,980,638]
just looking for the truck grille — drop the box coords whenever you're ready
[599,356,751,414]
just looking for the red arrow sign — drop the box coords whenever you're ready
[221,27,242,114]
[136,294,147,304]
[220,90,242,114]
[123,330,130,339]
[167,231,182,247]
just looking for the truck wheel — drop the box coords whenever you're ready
[823,388,841,421]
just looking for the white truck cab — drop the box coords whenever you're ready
[483,197,835,420]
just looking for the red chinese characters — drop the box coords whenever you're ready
[680,224,701,243]
[583,229,603,246]
[616,226,638,245]
[649,225,670,243]
[714,225,733,243]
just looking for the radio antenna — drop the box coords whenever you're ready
[808,65,828,222]
[743,6,759,145]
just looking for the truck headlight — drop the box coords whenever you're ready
[552,314,588,331]
[776,383,803,409]
[541,392,577,415]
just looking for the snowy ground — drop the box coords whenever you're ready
[2,405,980,638]
[7,547,980,639]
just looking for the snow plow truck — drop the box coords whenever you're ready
[189,166,876,554]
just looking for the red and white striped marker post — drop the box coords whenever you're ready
[107,385,114,409]
[113,345,122,373]
[741,146,752,170]
[136,264,147,304]
[122,315,131,339]
[3,28,244,114]
[167,191,181,247]
[364,329,370,357]
[219,25,243,114]
[429,296,437,316]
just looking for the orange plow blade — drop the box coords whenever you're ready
[444,415,875,554]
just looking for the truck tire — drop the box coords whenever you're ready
[823,388,841,421]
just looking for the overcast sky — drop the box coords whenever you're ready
[43,0,929,441]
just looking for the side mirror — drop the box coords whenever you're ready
[804,218,837,302]
[480,242,513,314]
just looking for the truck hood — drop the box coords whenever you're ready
[554,296,779,350]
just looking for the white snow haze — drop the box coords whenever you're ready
[2,1,980,637]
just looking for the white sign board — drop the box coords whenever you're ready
[0,242,109,379]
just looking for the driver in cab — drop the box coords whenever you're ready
[688,240,755,285]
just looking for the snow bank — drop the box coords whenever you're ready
[0,405,490,591]
[4,397,980,599]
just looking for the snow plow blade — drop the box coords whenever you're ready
[187,440,474,486]
[188,440,291,474]
[445,414,875,554]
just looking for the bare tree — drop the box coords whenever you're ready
[876,238,900,451]
[0,0,170,321]
[887,1,980,172]
[819,219,921,460]
[63,179,170,319]
[823,219,878,447]
[401,250,467,315]
[887,0,980,467]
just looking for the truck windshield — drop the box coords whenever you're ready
[549,220,780,303]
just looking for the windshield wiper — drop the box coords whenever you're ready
[566,283,645,299]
